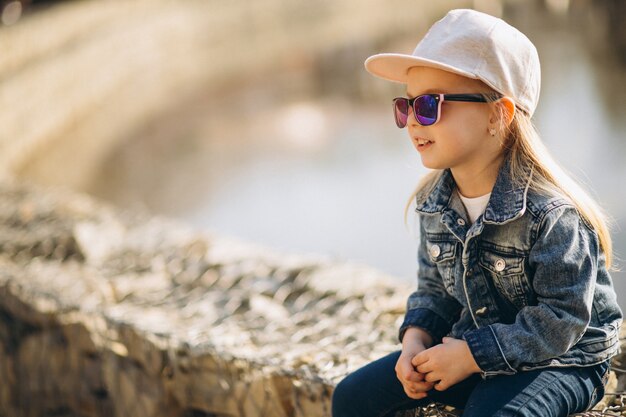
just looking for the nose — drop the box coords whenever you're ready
[406,103,419,128]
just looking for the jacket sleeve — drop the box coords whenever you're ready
[463,205,599,375]
[399,218,463,344]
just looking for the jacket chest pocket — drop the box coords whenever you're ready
[427,239,458,295]
[478,249,530,310]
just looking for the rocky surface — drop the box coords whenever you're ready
[1,178,626,417]
[0,179,411,417]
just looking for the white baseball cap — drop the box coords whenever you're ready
[364,9,541,116]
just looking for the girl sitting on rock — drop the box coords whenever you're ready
[332,8,622,417]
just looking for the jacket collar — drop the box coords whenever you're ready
[415,157,533,224]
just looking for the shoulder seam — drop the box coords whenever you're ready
[531,200,575,243]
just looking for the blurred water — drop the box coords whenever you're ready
[88,7,626,306]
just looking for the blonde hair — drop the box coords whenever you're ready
[403,103,615,269]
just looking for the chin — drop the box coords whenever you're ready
[420,157,447,170]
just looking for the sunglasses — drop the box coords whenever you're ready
[392,93,502,128]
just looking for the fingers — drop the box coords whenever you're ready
[434,380,450,391]
[424,372,440,383]
[396,355,435,399]
[406,367,452,393]
[413,357,433,374]
[396,355,425,383]
[409,381,435,392]
[398,369,426,389]
[415,363,432,374]
[411,351,428,367]
[405,370,425,383]
[403,380,434,390]
[403,388,428,400]
[402,382,432,400]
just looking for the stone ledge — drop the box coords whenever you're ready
[0,178,411,417]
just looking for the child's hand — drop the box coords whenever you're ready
[411,337,481,391]
[395,327,435,399]
[395,349,434,399]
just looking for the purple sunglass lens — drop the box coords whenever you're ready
[414,95,438,126]
[393,99,409,128]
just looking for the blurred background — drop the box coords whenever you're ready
[2,0,625,306]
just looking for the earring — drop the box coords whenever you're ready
[489,128,496,136]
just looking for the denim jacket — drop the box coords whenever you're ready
[400,158,623,378]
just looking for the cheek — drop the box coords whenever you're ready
[443,105,489,131]
[442,111,489,144]
[439,124,484,152]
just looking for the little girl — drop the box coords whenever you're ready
[332,9,622,417]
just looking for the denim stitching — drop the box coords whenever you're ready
[489,326,516,372]
[506,371,563,416]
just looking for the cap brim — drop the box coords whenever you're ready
[364,53,478,84]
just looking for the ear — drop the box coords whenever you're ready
[490,97,516,128]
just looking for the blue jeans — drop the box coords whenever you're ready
[332,351,610,417]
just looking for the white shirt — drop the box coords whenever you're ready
[458,191,491,224]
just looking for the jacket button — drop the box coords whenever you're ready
[475,307,488,316]
[457,218,466,226]
[494,258,506,272]
[429,244,441,258]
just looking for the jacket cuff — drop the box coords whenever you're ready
[399,308,451,344]
[463,325,516,375]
